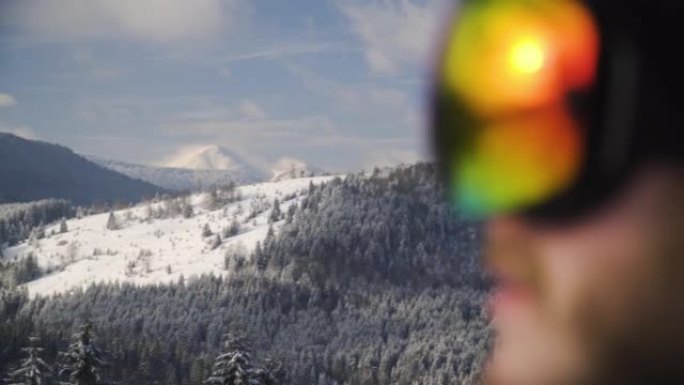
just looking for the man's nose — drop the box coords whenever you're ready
[484,215,540,279]
[486,215,532,244]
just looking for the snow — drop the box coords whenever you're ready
[163,145,269,178]
[85,154,266,191]
[270,157,323,182]
[87,150,327,191]
[2,176,340,298]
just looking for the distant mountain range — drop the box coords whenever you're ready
[0,133,164,205]
[85,155,263,192]
[0,133,327,205]
[87,145,324,191]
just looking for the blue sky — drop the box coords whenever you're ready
[0,0,452,172]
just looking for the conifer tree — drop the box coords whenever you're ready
[202,223,213,238]
[205,334,256,385]
[105,212,119,231]
[253,359,287,385]
[182,203,194,219]
[269,200,281,224]
[210,234,222,251]
[58,324,107,385]
[224,219,240,238]
[285,204,296,224]
[3,337,51,385]
[59,219,68,234]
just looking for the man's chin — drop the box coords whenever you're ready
[485,302,591,385]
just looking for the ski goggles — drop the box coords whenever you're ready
[432,0,625,220]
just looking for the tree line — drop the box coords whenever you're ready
[1,163,490,385]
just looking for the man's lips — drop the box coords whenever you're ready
[487,275,537,319]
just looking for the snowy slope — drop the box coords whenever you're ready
[3,176,339,297]
[86,155,264,191]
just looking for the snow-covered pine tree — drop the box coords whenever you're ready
[209,234,222,251]
[205,334,257,385]
[58,324,107,385]
[268,199,281,224]
[28,230,40,248]
[285,204,296,224]
[182,203,194,219]
[3,337,51,385]
[224,219,240,238]
[105,212,119,231]
[202,223,213,238]
[59,219,68,233]
[34,224,46,240]
[11,253,42,285]
[252,359,287,385]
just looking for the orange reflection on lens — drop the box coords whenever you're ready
[454,106,584,215]
[443,0,599,117]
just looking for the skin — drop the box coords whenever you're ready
[483,164,684,385]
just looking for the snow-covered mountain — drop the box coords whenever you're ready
[86,155,263,192]
[88,147,326,191]
[165,146,324,183]
[164,145,268,174]
[3,176,338,297]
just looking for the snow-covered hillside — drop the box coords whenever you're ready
[2,176,338,297]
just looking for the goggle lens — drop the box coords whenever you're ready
[436,0,600,217]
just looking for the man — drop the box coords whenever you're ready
[431,1,683,384]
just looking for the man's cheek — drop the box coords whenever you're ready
[488,298,588,385]
[536,224,661,380]
[537,213,652,328]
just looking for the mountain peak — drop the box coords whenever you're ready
[166,145,246,171]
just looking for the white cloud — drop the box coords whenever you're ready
[74,98,143,125]
[288,64,418,132]
[173,99,270,123]
[238,100,268,120]
[364,148,422,169]
[163,115,336,139]
[337,0,451,74]
[160,110,422,171]
[12,0,247,43]
[0,93,17,108]
[216,43,333,79]
[225,43,331,63]
[162,99,337,141]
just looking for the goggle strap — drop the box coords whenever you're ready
[600,37,640,177]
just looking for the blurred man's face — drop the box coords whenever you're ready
[484,165,684,385]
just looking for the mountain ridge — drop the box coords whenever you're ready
[86,154,263,192]
[88,147,326,191]
[0,133,165,205]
